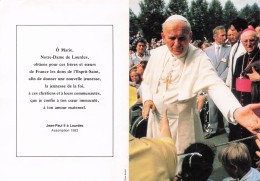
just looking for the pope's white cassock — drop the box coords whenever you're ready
[142,43,241,155]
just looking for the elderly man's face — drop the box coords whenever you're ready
[161,21,192,55]
[241,31,258,53]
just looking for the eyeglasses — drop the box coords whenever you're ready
[242,39,256,44]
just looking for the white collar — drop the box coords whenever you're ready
[239,167,258,181]
[215,43,222,48]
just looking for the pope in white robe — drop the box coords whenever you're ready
[141,15,260,156]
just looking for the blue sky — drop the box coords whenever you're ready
[130,0,257,15]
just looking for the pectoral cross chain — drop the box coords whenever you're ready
[164,75,172,90]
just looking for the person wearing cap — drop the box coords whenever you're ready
[230,28,260,167]
[141,14,260,163]
[232,28,260,107]
[204,26,231,139]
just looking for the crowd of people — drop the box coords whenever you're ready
[129,14,260,181]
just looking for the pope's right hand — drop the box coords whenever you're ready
[142,100,156,119]
[256,133,260,158]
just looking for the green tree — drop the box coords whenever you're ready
[138,0,166,42]
[165,0,189,18]
[223,0,238,29]
[129,9,140,38]
[250,3,260,25]
[239,4,252,22]
[208,0,223,40]
[188,0,209,41]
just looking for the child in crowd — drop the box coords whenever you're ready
[218,142,260,181]
[174,143,215,181]
[129,69,141,88]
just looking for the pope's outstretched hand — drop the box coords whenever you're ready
[234,103,260,134]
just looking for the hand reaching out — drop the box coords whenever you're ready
[159,108,171,138]
[234,103,260,134]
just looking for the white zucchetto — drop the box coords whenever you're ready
[164,14,190,27]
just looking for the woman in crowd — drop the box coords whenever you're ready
[129,69,141,89]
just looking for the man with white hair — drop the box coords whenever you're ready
[232,28,260,104]
[141,15,260,157]
[230,28,260,167]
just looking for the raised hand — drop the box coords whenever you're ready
[159,108,171,138]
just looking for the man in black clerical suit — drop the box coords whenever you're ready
[231,28,260,168]
[232,29,260,106]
